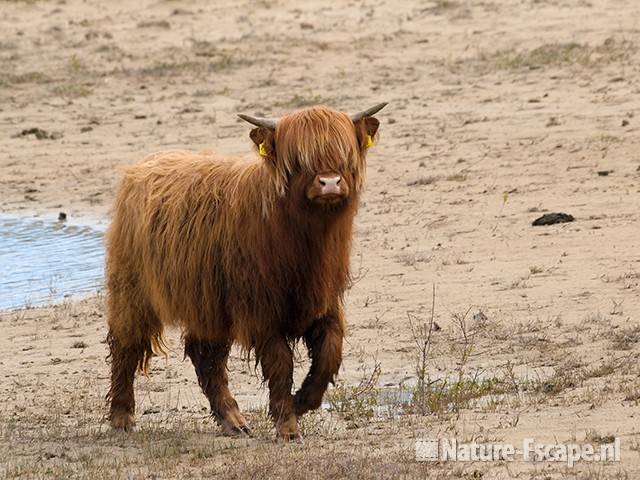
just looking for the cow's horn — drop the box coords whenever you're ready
[237,113,277,130]
[350,102,388,122]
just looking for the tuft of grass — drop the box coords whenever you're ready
[326,359,381,421]
[395,252,432,267]
[137,55,244,77]
[191,40,224,58]
[587,360,617,379]
[532,356,623,396]
[610,324,640,350]
[407,287,438,415]
[276,94,336,109]
[533,357,585,395]
[426,0,460,14]
[137,20,171,29]
[68,54,87,74]
[502,39,630,68]
[139,60,202,77]
[601,269,640,290]
[407,175,440,187]
[0,71,50,87]
[622,381,640,404]
[445,173,467,182]
[533,371,575,395]
[462,38,634,74]
[412,371,514,415]
[407,291,515,415]
[51,83,93,98]
[585,430,616,445]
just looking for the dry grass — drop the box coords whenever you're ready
[135,56,244,78]
[394,252,432,267]
[326,361,381,422]
[276,94,338,109]
[50,83,93,99]
[609,325,640,351]
[0,371,447,479]
[407,175,439,187]
[0,71,50,87]
[0,300,635,479]
[454,38,635,74]
[491,39,632,69]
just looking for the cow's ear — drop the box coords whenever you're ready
[355,116,380,150]
[249,127,276,160]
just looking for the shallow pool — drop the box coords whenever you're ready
[0,215,105,310]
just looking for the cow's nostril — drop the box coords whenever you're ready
[336,177,341,184]
[319,179,326,186]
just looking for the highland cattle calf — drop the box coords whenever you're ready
[105,103,387,440]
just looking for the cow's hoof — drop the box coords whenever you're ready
[110,411,135,431]
[226,424,252,437]
[279,431,304,443]
[217,408,251,437]
[276,416,302,443]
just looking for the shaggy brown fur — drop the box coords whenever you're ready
[105,105,383,439]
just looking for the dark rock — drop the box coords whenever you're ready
[14,127,63,140]
[546,117,560,127]
[532,213,575,226]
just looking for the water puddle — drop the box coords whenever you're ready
[322,387,415,417]
[0,215,105,310]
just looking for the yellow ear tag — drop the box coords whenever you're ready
[365,135,374,148]
[258,142,268,157]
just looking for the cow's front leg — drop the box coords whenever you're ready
[258,336,299,441]
[294,311,344,416]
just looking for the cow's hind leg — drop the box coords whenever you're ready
[106,284,162,431]
[294,312,344,417]
[107,333,145,430]
[184,337,250,436]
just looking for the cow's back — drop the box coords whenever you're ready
[106,150,259,339]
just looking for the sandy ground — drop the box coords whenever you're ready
[1,0,640,478]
